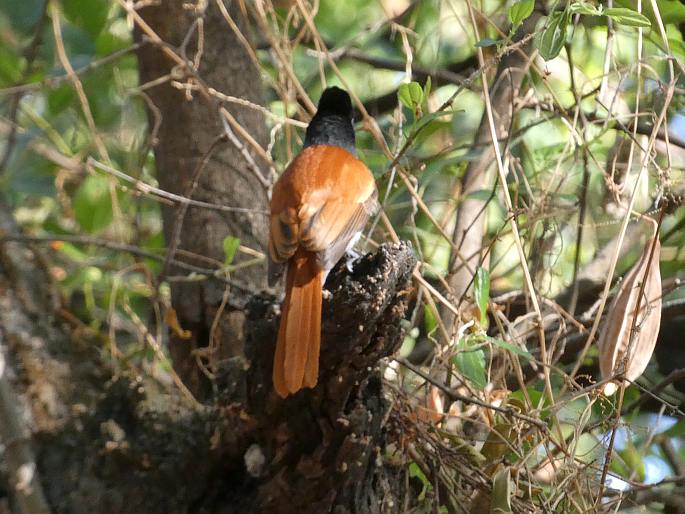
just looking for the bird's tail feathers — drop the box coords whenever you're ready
[273,249,322,398]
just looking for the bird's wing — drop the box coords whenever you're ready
[302,189,378,270]
[268,206,298,286]
[268,146,377,283]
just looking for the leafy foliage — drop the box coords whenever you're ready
[1,0,684,511]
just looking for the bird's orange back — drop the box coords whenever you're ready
[269,145,376,272]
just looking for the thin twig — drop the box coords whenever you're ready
[395,357,548,432]
[158,134,227,284]
[49,1,110,163]
[122,302,205,410]
[86,157,268,215]
[463,0,550,402]
[0,42,146,97]
[0,234,254,292]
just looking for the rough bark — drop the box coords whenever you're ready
[135,0,269,397]
[235,242,416,513]
[0,205,414,513]
[0,209,58,514]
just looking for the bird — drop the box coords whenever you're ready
[268,87,379,398]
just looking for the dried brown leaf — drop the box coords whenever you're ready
[598,239,661,395]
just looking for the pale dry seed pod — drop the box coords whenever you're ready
[598,239,662,396]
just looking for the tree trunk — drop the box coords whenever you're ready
[135,0,269,398]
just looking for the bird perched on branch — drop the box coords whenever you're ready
[268,87,378,398]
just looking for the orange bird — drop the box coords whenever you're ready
[268,87,378,398]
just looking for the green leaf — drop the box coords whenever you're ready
[57,241,88,262]
[398,81,424,109]
[604,7,652,27]
[669,37,685,60]
[490,468,513,513]
[0,46,24,86]
[408,462,431,501]
[95,29,132,57]
[223,236,240,266]
[62,0,110,39]
[414,110,455,133]
[647,0,685,24]
[664,418,685,437]
[412,119,451,147]
[569,2,602,16]
[73,175,114,234]
[408,81,423,105]
[507,388,548,415]
[454,340,487,389]
[141,232,164,272]
[509,0,534,28]
[474,266,490,327]
[83,68,120,127]
[535,10,570,60]
[47,84,77,116]
[489,338,533,359]
[424,304,438,336]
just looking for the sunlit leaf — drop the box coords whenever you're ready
[489,338,532,359]
[398,81,424,109]
[604,7,652,27]
[569,2,602,16]
[408,462,431,501]
[509,0,534,28]
[474,266,490,327]
[223,236,241,266]
[535,10,570,60]
[454,339,487,388]
[646,0,685,23]
[423,76,431,100]
[669,37,685,60]
[490,467,513,513]
[62,0,110,39]
[424,304,438,336]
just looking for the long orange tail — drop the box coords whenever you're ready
[273,249,323,398]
